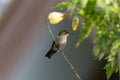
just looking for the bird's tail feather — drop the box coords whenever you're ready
[45,49,56,59]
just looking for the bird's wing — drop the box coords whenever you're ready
[51,40,59,51]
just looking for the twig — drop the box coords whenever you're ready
[44,15,56,41]
[44,15,82,80]
[61,51,82,80]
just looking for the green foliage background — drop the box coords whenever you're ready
[55,0,120,79]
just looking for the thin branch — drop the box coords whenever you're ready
[44,15,82,80]
[61,51,82,80]
[44,15,56,41]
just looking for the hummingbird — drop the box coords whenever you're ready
[45,29,69,59]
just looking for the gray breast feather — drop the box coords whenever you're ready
[55,36,67,50]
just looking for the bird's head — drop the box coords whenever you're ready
[58,29,69,37]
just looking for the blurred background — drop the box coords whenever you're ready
[0,0,118,80]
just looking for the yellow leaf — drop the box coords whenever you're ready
[72,16,79,31]
[48,12,65,24]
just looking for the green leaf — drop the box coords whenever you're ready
[104,63,113,79]
[77,9,85,17]
[114,24,120,38]
[104,58,118,80]
[81,0,88,8]
[96,0,107,9]
[98,50,106,60]
[111,39,120,56]
[69,0,78,15]
[76,21,95,47]
[83,0,96,15]
[104,39,120,79]
[93,44,101,57]
[55,2,72,11]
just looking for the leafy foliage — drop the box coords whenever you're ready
[53,0,120,79]
[55,2,72,11]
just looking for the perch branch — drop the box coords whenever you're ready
[44,15,82,80]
